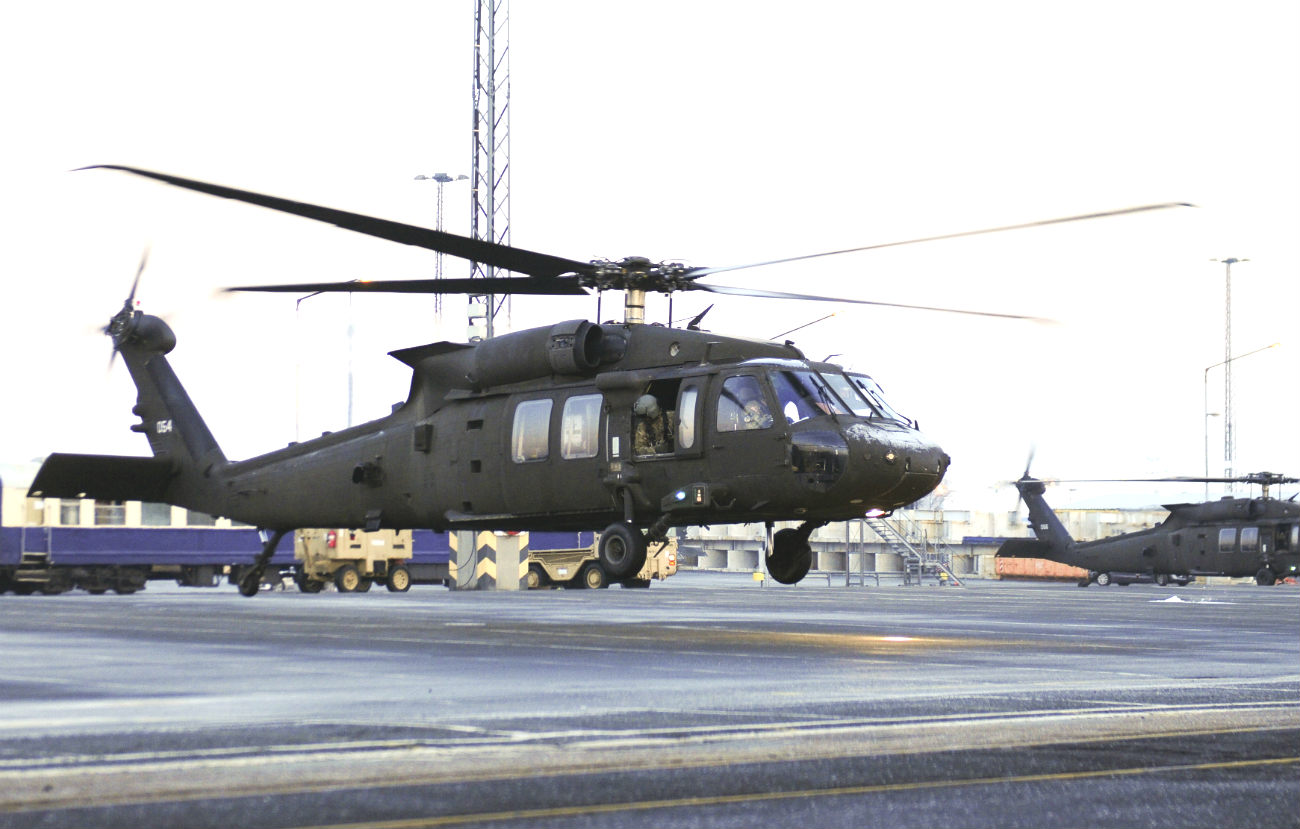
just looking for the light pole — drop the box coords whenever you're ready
[296,280,360,439]
[414,173,468,317]
[1202,341,1279,498]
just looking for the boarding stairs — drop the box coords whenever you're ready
[14,528,53,587]
[864,514,962,586]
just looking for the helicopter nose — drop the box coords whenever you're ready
[843,421,949,508]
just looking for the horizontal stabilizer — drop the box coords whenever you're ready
[28,453,176,501]
[996,538,1054,558]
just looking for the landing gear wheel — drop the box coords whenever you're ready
[386,566,411,592]
[1094,572,1112,587]
[1255,568,1277,586]
[767,528,813,585]
[580,563,607,589]
[334,565,361,593]
[598,523,647,581]
[238,571,262,597]
[1154,573,1169,586]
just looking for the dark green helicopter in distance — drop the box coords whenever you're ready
[999,471,1300,586]
[28,165,1189,595]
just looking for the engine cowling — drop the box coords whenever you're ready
[468,320,602,388]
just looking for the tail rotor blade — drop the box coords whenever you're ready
[127,246,150,307]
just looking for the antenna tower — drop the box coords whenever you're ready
[469,0,510,341]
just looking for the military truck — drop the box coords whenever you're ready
[294,528,418,593]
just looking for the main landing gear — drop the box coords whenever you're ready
[597,522,648,581]
[765,521,823,585]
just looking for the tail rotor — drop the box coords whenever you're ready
[105,247,150,367]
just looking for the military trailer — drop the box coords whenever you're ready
[526,537,678,589]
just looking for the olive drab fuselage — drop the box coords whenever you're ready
[63,316,949,537]
[1002,477,1300,583]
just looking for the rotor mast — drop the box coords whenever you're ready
[470,0,510,340]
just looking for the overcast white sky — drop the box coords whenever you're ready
[2,1,1296,508]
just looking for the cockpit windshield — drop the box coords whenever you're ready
[821,372,881,418]
[847,373,910,424]
[769,370,849,424]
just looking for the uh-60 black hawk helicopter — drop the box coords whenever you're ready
[28,165,1187,596]
[999,470,1300,586]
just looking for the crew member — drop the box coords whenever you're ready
[633,394,672,454]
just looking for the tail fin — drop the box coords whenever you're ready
[1009,476,1074,554]
[30,308,225,511]
[115,312,226,472]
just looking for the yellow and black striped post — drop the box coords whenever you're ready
[449,531,529,590]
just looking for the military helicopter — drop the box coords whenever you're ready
[28,165,1186,595]
[999,470,1300,586]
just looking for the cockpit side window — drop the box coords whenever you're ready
[822,372,880,418]
[848,373,908,424]
[769,370,847,424]
[716,375,773,433]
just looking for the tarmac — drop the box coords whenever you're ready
[0,572,1296,828]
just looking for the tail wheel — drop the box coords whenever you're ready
[237,572,261,597]
[334,565,361,593]
[386,566,411,592]
[598,523,647,581]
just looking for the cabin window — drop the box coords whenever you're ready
[678,385,700,449]
[511,399,553,462]
[1217,527,1237,553]
[58,500,81,526]
[1279,524,1296,552]
[822,372,880,418]
[560,394,601,460]
[186,510,217,526]
[141,502,173,526]
[1240,527,1259,554]
[770,370,848,424]
[93,500,126,526]
[716,375,773,433]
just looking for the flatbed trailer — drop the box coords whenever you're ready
[0,525,451,595]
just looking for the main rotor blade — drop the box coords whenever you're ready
[1057,475,1299,485]
[82,166,594,280]
[688,203,1194,279]
[689,282,1055,323]
[224,277,590,296]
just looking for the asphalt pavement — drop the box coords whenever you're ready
[0,573,1296,828]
